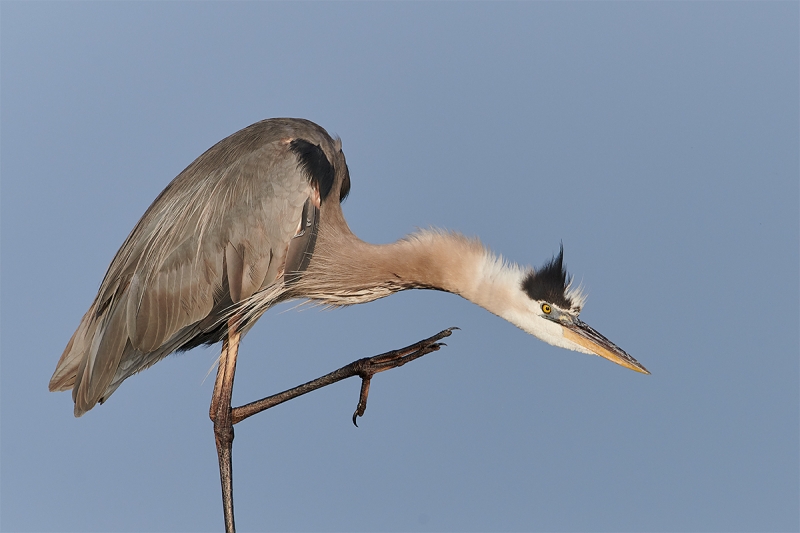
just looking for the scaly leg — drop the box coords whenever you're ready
[210,318,242,533]
[229,328,456,426]
[209,326,455,533]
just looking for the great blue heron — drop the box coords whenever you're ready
[50,118,648,532]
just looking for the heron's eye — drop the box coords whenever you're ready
[541,304,552,314]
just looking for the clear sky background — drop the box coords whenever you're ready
[2,3,798,532]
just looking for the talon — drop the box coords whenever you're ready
[345,329,456,428]
[351,376,371,427]
[352,397,367,427]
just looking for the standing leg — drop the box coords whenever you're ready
[210,318,242,533]
[208,326,453,532]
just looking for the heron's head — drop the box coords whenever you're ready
[512,246,649,374]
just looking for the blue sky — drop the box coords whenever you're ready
[2,3,798,532]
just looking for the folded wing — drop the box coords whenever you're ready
[50,129,316,416]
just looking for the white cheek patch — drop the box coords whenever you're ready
[453,246,595,355]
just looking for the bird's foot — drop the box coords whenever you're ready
[229,327,457,426]
[351,327,457,426]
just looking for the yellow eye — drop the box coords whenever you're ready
[541,304,552,314]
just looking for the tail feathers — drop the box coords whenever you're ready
[72,291,130,417]
[50,292,131,417]
[51,300,214,417]
[49,307,95,393]
[51,276,248,416]
[100,323,205,403]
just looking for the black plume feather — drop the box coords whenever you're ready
[521,244,575,309]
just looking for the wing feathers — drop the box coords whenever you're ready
[53,121,336,415]
[49,307,93,392]
[134,278,157,352]
[242,247,272,301]
[126,274,143,345]
[225,242,244,303]
[73,290,129,416]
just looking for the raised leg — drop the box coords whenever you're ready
[210,318,242,533]
[230,328,456,426]
[208,326,455,533]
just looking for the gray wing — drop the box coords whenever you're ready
[50,119,333,416]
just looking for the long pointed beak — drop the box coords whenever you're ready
[562,319,650,374]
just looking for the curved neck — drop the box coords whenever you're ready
[295,211,526,323]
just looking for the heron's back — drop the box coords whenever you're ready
[50,118,345,416]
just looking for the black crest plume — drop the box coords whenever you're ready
[521,244,576,309]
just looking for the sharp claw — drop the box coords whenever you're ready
[346,329,456,428]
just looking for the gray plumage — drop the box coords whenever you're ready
[51,117,648,419]
[50,119,349,415]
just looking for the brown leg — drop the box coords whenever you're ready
[229,328,456,426]
[208,326,455,533]
[210,318,242,533]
